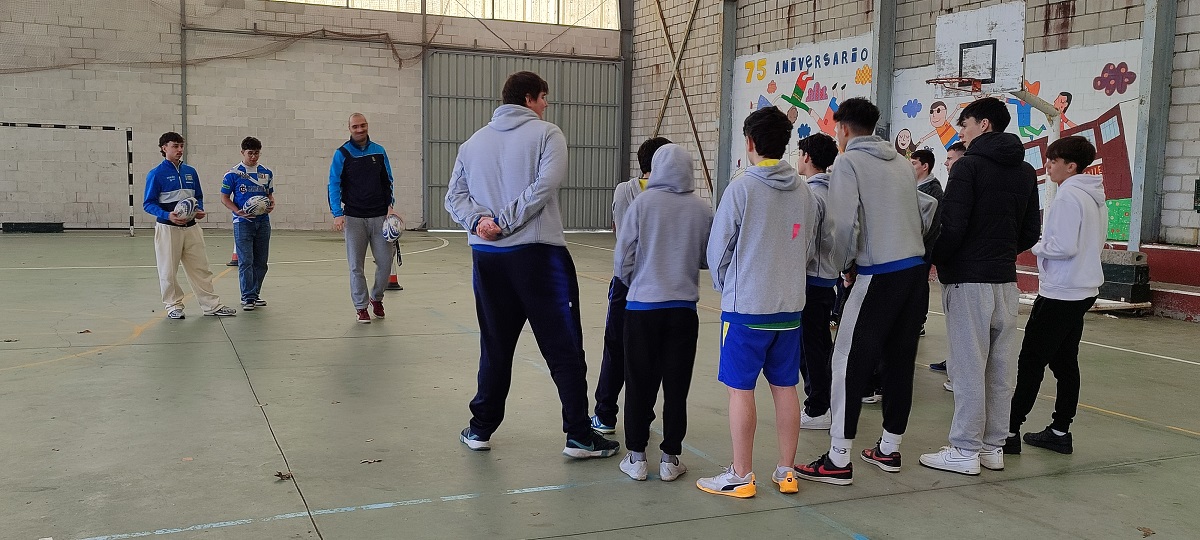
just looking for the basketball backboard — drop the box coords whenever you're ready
[933,1,1025,97]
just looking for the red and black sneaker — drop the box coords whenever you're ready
[795,453,853,486]
[861,441,902,473]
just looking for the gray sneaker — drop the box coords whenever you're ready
[206,305,237,317]
[167,308,185,320]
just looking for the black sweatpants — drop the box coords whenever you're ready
[593,276,629,426]
[800,283,836,416]
[623,308,699,455]
[468,244,591,442]
[830,264,929,442]
[1009,295,1096,434]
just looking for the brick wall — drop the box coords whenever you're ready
[894,0,1143,69]
[1165,0,1200,245]
[0,0,618,230]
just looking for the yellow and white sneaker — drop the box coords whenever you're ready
[771,466,799,494]
[696,465,756,498]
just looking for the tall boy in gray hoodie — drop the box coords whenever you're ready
[696,107,816,499]
[613,144,713,482]
[1008,136,1106,456]
[796,98,928,485]
[445,71,619,459]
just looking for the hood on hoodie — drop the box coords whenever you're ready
[1062,173,1106,204]
[744,159,800,191]
[846,135,900,161]
[963,131,1025,166]
[488,104,540,132]
[647,144,695,193]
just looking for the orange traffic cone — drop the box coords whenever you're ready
[387,273,403,291]
[227,252,238,266]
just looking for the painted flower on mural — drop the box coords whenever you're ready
[855,65,872,85]
[767,80,778,94]
[1093,62,1136,96]
[797,124,812,138]
[902,99,923,118]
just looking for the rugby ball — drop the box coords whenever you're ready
[172,197,198,220]
[382,215,404,242]
[242,195,271,217]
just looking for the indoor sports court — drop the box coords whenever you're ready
[3,0,1200,539]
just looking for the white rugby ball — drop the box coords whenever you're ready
[172,197,198,220]
[382,215,403,242]
[242,195,271,216]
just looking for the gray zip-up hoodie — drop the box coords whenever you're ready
[827,135,927,274]
[806,172,839,285]
[614,144,713,308]
[1034,174,1108,301]
[444,105,567,248]
[707,160,816,323]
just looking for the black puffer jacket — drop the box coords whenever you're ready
[930,131,1040,283]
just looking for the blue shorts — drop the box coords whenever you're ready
[717,322,802,390]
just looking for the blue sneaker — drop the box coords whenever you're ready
[590,415,616,435]
[929,361,947,372]
[459,427,490,451]
[563,433,619,459]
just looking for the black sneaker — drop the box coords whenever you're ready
[795,453,853,485]
[861,440,902,473]
[1004,434,1022,455]
[563,432,620,459]
[929,361,947,372]
[1024,427,1072,454]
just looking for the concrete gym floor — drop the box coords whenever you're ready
[1,230,1197,540]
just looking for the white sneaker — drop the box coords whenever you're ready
[801,411,832,430]
[943,381,954,392]
[659,454,687,481]
[620,452,647,481]
[979,447,1004,471]
[861,392,882,404]
[919,446,981,475]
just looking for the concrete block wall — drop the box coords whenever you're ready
[0,0,619,230]
[735,0,873,57]
[1165,0,1200,245]
[894,0,1144,69]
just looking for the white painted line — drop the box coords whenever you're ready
[927,310,1199,367]
[565,240,614,252]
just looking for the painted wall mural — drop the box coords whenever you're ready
[730,35,874,178]
[889,40,1143,241]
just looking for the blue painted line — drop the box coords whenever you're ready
[440,493,480,501]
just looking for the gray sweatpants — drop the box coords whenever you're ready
[344,215,393,309]
[942,282,1018,452]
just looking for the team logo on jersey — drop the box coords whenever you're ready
[792,223,802,239]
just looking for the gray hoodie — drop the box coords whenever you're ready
[615,144,713,308]
[707,160,816,323]
[827,135,927,274]
[806,172,839,285]
[444,104,568,248]
[612,176,647,232]
[1033,174,1108,300]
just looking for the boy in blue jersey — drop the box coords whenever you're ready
[220,137,275,311]
[143,132,236,319]
[696,107,816,498]
[613,143,712,482]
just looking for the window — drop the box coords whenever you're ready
[274,0,618,29]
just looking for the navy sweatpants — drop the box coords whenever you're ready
[593,276,629,427]
[800,283,836,417]
[468,244,591,442]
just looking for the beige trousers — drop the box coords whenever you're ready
[154,223,222,313]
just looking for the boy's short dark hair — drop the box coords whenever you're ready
[1046,135,1096,173]
[502,71,549,106]
[832,98,879,135]
[947,141,967,153]
[742,106,792,160]
[958,97,1011,132]
[796,133,838,171]
[911,148,935,172]
[930,101,947,113]
[158,132,184,156]
[241,137,262,151]
[636,137,672,174]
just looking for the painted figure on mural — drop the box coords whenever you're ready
[894,128,915,157]
[1007,80,1048,141]
[916,101,963,150]
[1054,92,1078,131]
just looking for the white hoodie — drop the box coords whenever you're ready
[1033,173,1108,301]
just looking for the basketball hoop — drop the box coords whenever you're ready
[925,77,983,94]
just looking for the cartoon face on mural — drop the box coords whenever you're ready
[894,128,914,156]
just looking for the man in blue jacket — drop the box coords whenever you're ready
[445,71,620,459]
[144,132,236,320]
[328,113,400,324]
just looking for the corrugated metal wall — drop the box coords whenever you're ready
[424,51,622,230]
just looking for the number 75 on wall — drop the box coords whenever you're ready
[745,59,767,83]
